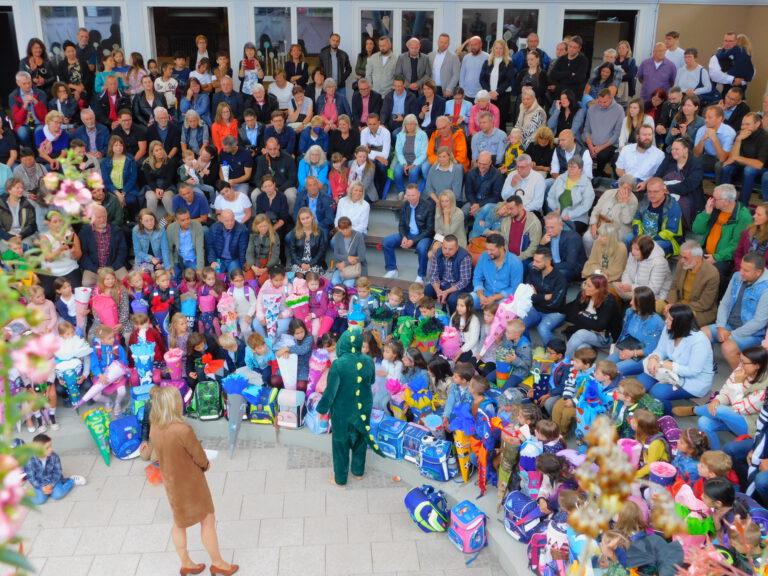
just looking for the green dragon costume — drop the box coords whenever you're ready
[317,329,382,485]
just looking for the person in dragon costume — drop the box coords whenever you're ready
[317,329,382,485]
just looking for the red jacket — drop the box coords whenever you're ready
[127,327,167,365]
[9,89,47,131]
[693,469,740,499]
[734,229,768,271]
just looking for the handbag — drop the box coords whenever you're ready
[615,336,643,351]
[339,232,362,280]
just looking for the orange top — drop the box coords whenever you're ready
[426,128,470,171]
[210,120,239,153]
[705,211,730,257]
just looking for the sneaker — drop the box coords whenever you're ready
[71,475,87,486]
[26,424,35,433]
[49,415,60,431]
[36,423,47,434]
[672,405,696,417]
[415,276,424,284]
[384,269,399,279]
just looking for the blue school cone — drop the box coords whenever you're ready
[226,394,247,458]
[130,341,156,387]
[59,369,82,413]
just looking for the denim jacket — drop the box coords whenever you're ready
[132,227,172,270]
[24,453,64,489]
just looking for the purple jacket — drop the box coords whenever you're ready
[636,57,677,102]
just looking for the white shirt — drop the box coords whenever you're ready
[666,47,685,69]
[490,58,502,92]
[335,196,371,235]
[500,169,546,211]
[214,193,252,223]
[616,144,665,182]
[432,51,447,86]
[268,82,295,110]
[550,149,594,180]
[708,54,735,85]
[360,126,391,162]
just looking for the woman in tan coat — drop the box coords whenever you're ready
[582,223,628,282]
[150,387,239,576]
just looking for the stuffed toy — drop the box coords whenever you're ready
[479,284,534,357]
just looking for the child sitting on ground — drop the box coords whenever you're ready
[27,285,58,336]
[276,319,313,391]
[380,340,405,413]
[24,434,85,505]
[76,325,129,415]
[383,286,405,316]
[323,285,349,338]
[350,277,379,322]
[307,333,336,397]
[255,265,292,338]
[228,268,258,336]
[672,428,710,484]
[428,356,453,413]
[53,278,77,330]
[197,267,223,334]
[393,348,428,419]
[185,333,223,391]
[242,332,275,386]
[632,408,671,479]
[550,347,597,437]
[694,450,740,498]
[613,377,664,439]
[402,283,424,319]
[305,272,329,337]
[218,332,246,374]
[149,268,177,335]
[449,294,481,363]
[474,303,499,378]
[531,338,570,415]
[363,332,389,411]
[443,362,474,429]
[536,453,576,516]
[574,360,617,444]
[495,318,532,392]
[536,419,567,454]
[127,312,166,370]
[54,321,92,421]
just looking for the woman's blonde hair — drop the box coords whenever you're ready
[488,40,511,65]
[168,312,189,348]
[96,267,121,304]
[293,207,319,240]
[149,386,185,428]
[437,189,457,214]
[737,34,752,56]
[252,213,277,244]
[533,126,555,147]
[617,40,633,58]
[625,97,645,133]
[45,110,64,125]
[145,140,168,169]
[435,145,456,165]
[214,102,233,125]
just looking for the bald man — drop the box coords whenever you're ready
[459,36,488,101]
[394,38,430,94]
[637,42,677,102]
[79,204,128,286]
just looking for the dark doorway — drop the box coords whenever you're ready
[0,6,19,114]
[563,10,637,65]
[151,7,229,63]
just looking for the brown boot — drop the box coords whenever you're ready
[672,405,695,417]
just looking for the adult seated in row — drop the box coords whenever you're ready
[72,107,110,157]
[10,71,48,147]
[654,136,704,229]
[205,209,249,273]
[703,252,768,370]
[735,203,768,269]
[294,175,334,233]
[539,212,586,283]
[499,194,541,264]
[500,155,545,213]
[582,223,628,282]
[351,79,382,129]
[616,124,664,185]
[614,235,672,302]
[101,135,140,217]
[547,156,594,235]
[583,174,638,254]
[631,177,684,257]
[692,183,753,287]
[424,234,473,313]
[583,89,624,178]
[470,111,506,165]
[347,146,378,202]
[251,137,298,214]
[79,204,127,286]
[606,285,665,377]
[471,233,523,310]
[463,151,502,220]
[429,190,466,258]
[329,216,367,288]
[563,273,622,358]
[359,114,390,198]
[132,209,171,272]
[424,146,464,204]
[718,112,768,205]
[549,129,592,181]
[514,86,547,148]
[658,240,720,328]
[286,208,327,276]
[664,94,704,149]
[382,76,418,134]
[237,108,264,157]
[383,185,434,283]
[525,247,568,346]
[425,116,469,177]
[547,90,585,141]
[393,114,428,196]
[167,207,205,276]
[0,178,36,242]
[335,181,370,235]
[694,105,736,174]
[142,140,177,218]
[297,145,329,193]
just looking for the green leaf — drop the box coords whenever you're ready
[0,546,37,572]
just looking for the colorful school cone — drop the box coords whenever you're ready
[130,341,156,387]
[226,394,247,458]
[164,348,184,381]
[180,292,197,330]
[58,368,82,410]
[82,407,111,466]
[495,360,511,390]
[453,429,472,483]
[497,427,521,510]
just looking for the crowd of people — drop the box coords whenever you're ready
[4,22,768,576]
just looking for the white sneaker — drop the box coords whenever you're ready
[384,269,399,279]
[71,475,87,486]
[415,276,424,284]
[36,424,47,434]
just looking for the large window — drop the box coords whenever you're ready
[503,10,538,51]
[401,11,434,53]
[297,7,333,56]
[461,8,539,52]
[461,9,497,50]
[40,6,78,56]
[254,7,291,75]
[39,5,123,61]
[84,6,122,57]
[360,10,392,52]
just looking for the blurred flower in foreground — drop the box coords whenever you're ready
[11,333,59,383]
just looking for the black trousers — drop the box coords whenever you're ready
[594,146,617,178]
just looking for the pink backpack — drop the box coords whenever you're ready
[439,326,463,360]
[91,290,119,327]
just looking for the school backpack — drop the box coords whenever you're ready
[369,408,385,439]
[504,490,546,543]
[244,385,279,425]
[519,438,544,498]
[419,437,456,482]
[403,423,432,463]
[304,393,330,434]
[130,384,154,422]
[657,415,681,452]
[447,500,487,555]
[277,389,306,429]
[109,414,142,460]
[190,380,223,421]
[736,493,768,537]
[528,511,570,576]
[376,416,408,459]
[403,484,449,533]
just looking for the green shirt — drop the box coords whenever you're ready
[111,157,125,190]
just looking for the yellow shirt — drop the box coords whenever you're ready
[111,156,126,190]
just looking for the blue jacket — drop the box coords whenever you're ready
[101,155,139,204]
[465,166,502,206]
[180,93,211,125]
[212,90,245,121]
[293,190,335,232]
[71,123,111,156]
[298,128,329,155]
[381,90,419,131]
[223,339,247,373]
[315,92,352,120]
[444,99,471,122]
[550,227,587,282]
[79,223,128,273]
[512,48,552,74]
[473,250,523,298]
[394,129,429,167]
[297,159,330,193]
[717,269,768,339]
[132,226,172,270]
[650,329,713,397]
[24,452,64,489]
[616,309,665,357]
[205,222,249,268]
[443,382,472,420]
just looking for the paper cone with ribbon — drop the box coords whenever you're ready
[130,341,156,386]
[82,407,111,466]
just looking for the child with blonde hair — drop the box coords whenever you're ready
[27,285,58,335]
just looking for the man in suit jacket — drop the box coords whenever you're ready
[381,76,418,133]
[71,107,110,157]
[293,175,335,233]
[167,207,206,274]
[366,36,396,96]
[382,184,435,282]
[428,34,461,98]
[319,33,352,98]
[351,79,383,128]
[78,205,128,286]
[394,38,431,94]
[146,107,181,158]
[660,240,721,326]
[91,75,131,130]
[205,209,249,273]
[538,213,586,282]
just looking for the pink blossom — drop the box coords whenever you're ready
[52,180,92,215]
[11,333,60,384]
[86,171,104,189]
[41,172,59,191]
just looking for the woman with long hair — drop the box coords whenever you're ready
[20,38,55,93]
[38,209,82,295]
[393,114,428,195]
[429,190,466,259]
[616,40,637,103]
[606,285,665,377]
[514,49,548,107]
[416,80,445,136]
[586,63,617,100]
[126,52,148,96]
[424,147,463,203]
[480,39,515,129]
[285,43,309,88]
[547,89,585,140]
[210,102,238,153]
[101,135,139,215]
[238,42,265,97]
[347,146,378,202]
[248,214,281,285]
[132,208,171,271]
[287,85,313,132]
[285,207,327,276]
[355,37,377,84]
[653,136,704,228]
[329,114,360,162]
[150,387,238,575]
[142,140,176,217]
[735,202,768,269]
[132,74,167,127]
[619,97,654,149]
[665,94,704,147]
[564,273,622,357]
[180,77,211,125]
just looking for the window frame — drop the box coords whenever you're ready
[354,4,441,57]
[35,0,125,49]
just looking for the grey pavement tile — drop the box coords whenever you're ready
[326,542,373,576]
[286,445,333,469]
[248,447,289,470]
[264,469,307,493]
[202,471,229,497]
[303,514,348,545]
[61,454,97,477]
[212,493,245,520]
[282,491,326,518]
[121,522,172,553]
[67,476,108,501]
[304,467,344,491]
[232,546,280,576]
[135,551,185,576]
[347,514,393,543]
[88,554,141,576]
[29,527,83,558]
[241,493,285,520]
[223,469,267,495]
[75,525,128,555]
[396,572,446,576]
[65,500,117,528]
[278,544,325,576]
[88,458,133,478]
[325,488,369,516]
[153,497,174,523]
[258,518,303,547]
[21,499,73,529]
[215,519,262,549]
[371,541,420,573]
[415,539,473,570]
[38,555,94,576]
[98,474,147,500]
[109,498,159,526]
[444,568,495,576]
[366,488,409,514]
[389,513,437,541]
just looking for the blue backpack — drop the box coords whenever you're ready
[244,385,279,424]
[419,438,456,482]
[130,384,154,422]
[403,484,448,533]
[403,423,431,463]
[377,416,408,459]
[504,490,546,543]
[109,414,142,460]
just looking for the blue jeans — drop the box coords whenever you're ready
[566,330,611,358]
[703,323,764,352]
[637,373,695,413]
[605,353,645,378]
[719,163,767,205]
[330,269,357,288]
[420,160,434,184]
[175,259,198,281]
[32,478,74,505]
[382,234,430,277]
[218,258,242,274]
[424,283,462,314]
[695,404,749,450]
[393,163,425,194]
[524,308,566,346]
[723,438,751,491]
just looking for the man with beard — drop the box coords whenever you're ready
[90,184,124,227]
[471,233,523,309]
[523,247,568,347]
[659,240,720,325]
[459,36,488,102]
[365,36,396,96]
[617,125,665,186]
